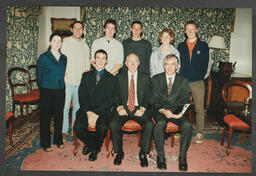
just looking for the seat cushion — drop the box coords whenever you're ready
[224,114,250,129]
[6,112,14,120]
[121,120,142,131]
[13,93,39,102]
[166,122,179,132]
[30,89,39,96]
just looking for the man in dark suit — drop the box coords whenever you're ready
[109,53,153,167]
[73,49,117,161]
[151,54,193,171]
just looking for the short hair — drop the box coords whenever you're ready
[185,20,198,29]
[164,54,179,65]
[131,21,143,28]
[126,53,139,62]
[69,20,84,29]
[94,49,108,60]
[159,29,175,44]
[104,19,117,31]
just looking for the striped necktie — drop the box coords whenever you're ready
[168,77,173,95]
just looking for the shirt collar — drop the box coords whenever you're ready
[165,73,176,84]
[95,69,105,77]
[128,70,138,78]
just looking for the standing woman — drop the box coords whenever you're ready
[150,29,180,77]
[36,32,67,152]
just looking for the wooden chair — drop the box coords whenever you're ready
[6,112,14,146]
[28,65,39,96]
[8,67,40,118]
[72,121,110,157]
[104,120,153,158]
[220,80,252,156]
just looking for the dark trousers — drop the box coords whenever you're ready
[39,88,65,149]
[153,111,192,156]
[109,107,153,154]
[74,113,109,152]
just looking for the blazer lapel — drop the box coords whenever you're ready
[161,73,169,96]
[122,72,129,103]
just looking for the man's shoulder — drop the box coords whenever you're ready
[197,39,209,47]
[176,73,188,82]
[63,36,72,42]
[152,72,165,80]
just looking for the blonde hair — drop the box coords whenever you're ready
[159,29,175,44]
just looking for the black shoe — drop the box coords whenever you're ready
[114,152,124,165]
[82,146,91,155]
[139,153,148,167]
[89,150,98,161]
[157,154,167,170]
[178,156,188,171]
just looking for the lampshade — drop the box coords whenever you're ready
[208,35,226,49]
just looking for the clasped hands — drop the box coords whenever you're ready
[117,106,145,117]
[86,111,99,130]
[160,109,182,119]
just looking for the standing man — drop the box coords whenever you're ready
[178,21,209,144]
[74,49,117,161]
[109,54,153,167]
[61,21,90,139]
[122,21,152,75]
[152,54,193,171]
[91,19,124,75]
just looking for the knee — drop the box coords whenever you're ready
[155,120,166,129]
[109,120,121,132]
[181,120,193,132]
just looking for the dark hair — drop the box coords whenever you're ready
[185,20,198,29]
[94,49,108,60]
[131,21,143,28]
[48,32,62,50]
[164,54,179,65]
[159,29,175,44]
[69,20,84,29]
[184,20,198,39]
[104,19,117,37]
[130,21,143,37]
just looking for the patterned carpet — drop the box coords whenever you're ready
[5,111,252,173]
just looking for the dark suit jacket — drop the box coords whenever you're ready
[116,71,151,111]
[76,69,118,118]
[151,72,189,113]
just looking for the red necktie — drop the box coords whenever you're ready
[128,75,135,112]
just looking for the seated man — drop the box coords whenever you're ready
[151,54,193,171]
[74,49,117,161]
[109,53,153,167]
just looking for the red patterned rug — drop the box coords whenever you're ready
[21,132,251,173]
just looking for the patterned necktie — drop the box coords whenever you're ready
[128,75,135,112]
[168,77,173,95]
[96,72,101,85]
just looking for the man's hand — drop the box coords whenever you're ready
[86,111,99,130]
[161,109,182,119]
[134,107,145,117]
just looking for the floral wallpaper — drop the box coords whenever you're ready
[6,6,40,115]
[82,7,233,70]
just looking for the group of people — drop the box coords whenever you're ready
[36,19,209,171]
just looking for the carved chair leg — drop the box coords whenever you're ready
[138,131,141,147]
[221,126,226,146]
[171,133,175,147]
[20,104,24,118]
[226,127,233,156]
[26,103,29,118]
[8,116,14,146]
[240,132,246,146]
